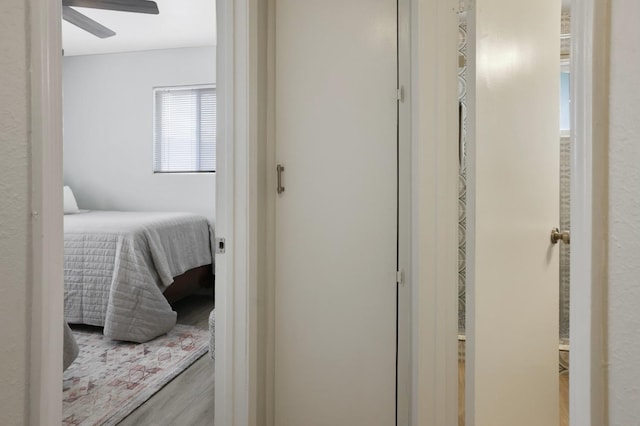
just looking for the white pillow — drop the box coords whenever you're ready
[63,186,80,214]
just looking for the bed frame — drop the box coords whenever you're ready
[162,264,214,305]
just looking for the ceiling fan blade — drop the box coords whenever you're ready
[62,6,116,39]
[62,0,159,14]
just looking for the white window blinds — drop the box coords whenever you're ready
[153,85,216,173]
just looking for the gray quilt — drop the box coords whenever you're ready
[64,211,213,343]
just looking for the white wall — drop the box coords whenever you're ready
[0,0,30,424]
[608,0,640,423]
[63,47,216,222]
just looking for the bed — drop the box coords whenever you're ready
[64,210,214,343]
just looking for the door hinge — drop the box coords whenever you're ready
[396,86,405,103]
[396,270,405,286]
[215,237,226,254]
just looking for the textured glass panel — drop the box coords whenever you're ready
[458,21,468,335]
[560,72,571,131]
[559,136,571,341]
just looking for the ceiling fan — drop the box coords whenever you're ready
[62,0,159,39]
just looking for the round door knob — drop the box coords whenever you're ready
[551,228,570,245]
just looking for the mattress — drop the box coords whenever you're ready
[64,211,213,342]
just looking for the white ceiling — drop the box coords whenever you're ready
[62,0,216,56]
[63,0,568,56]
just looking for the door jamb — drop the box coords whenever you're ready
[214,0,241,423]
[214,0,263,424]
[569,0,609,424]
[409,0,459,425]
[29,0,65,423]
[397,0,412,423]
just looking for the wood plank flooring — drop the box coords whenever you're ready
[559,371,569,426]
[117,295,215,426]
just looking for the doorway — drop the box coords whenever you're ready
[59,1,217,424]
[459,1,563,425]
[456,7,573,425]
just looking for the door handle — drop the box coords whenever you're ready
[551,228,570,245]
[277,164,285,194]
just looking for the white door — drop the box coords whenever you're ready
[466,1,560,425]
[274,0,398,425]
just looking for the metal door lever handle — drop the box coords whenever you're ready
[277,164,285,194]
[551,228,570,245]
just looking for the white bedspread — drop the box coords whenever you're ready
[64,211,213,342]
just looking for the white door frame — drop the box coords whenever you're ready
[397,0,414,423]
[408,0,459,424]
[569,0,609,424]
[214,0,250,423]
[457,0,608,425]
[214,0,269,424]
[29,0,65,423]
[29,1,607,426]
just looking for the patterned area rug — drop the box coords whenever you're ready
[63,325,210,426]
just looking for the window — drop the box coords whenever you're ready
[153,85,216,173]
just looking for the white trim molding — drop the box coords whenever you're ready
[213,0,237,423]
[570,0,610,424]
[29,0,65,423]
[215,0,266,424]
[397,0,413,424]
[214,0,247,423]
[410,0,459,425]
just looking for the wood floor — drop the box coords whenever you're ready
[117,295,215,426]
[458,357,569,426]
